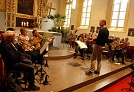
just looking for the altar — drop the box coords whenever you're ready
[27,30,62,48]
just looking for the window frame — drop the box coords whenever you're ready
[106,0,130,32]
[64,3,72,27]
[110,0,129,28]
[80,0,92,27]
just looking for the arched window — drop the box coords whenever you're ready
[65,4,72,26]
[81,0,92,26]
[111,0,128,28]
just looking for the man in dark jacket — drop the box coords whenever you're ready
[0,31,40,91]
[86,20,109,75]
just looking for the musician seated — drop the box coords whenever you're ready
[30,30,54,54]
[68,31,75,48]
[18,28,43,64]
[111,37,125,64]
[0,31,40,90]
[30,30,45,51]
[121,37,130,57]
[115,46,125,65]
[5,28,32,64]
[74,34,86,60]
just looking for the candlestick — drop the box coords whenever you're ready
[21,22,23,26]
[27,22,29,26]
[24,22,26,26]
[56,26,58,29]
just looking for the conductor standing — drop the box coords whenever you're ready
[86,19,109,75]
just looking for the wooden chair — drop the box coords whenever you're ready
[0,56,6,87]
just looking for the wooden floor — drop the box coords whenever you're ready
[22,44,134,92]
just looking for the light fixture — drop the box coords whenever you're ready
[66,0,72,4]
[66,0,76,9]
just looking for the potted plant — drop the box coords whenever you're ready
[32,22,41,29]
[48,13,66,29]
[48,13,68,42]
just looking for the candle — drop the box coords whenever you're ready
[24,22,26,26]
[21,22,23,26]
[27,22,29,26]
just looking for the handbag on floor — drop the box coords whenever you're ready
[1,73,22,92]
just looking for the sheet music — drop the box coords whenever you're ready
[40,42,49,54]
[76,41,87,49]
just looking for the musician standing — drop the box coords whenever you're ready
[86,20,109,75]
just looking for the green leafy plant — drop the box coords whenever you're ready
[48,13,66,29]
[48,13,69,42]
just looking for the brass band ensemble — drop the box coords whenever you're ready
[68,29,130,65]
[0,0,134,91]
[0,20,132,91]
[0,28,54,91]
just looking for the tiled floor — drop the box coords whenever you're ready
[23,56,133,92]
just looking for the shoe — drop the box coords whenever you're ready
[94,70,100,74]
[28,85,40,91]
[82,57,84,60]
[85,71,93,76]
[35,61,43,64]
[74,56,77,58]
[122,63,126,65]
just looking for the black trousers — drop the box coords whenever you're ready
[25,51,41,63]
[12,62,35,86]
[21,53,31,60]
[25,50,48,63]
[112,49,124,63]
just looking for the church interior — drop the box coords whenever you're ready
[0,0,134,92]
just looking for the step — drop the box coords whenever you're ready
[74,68,132,92]
[59,63,133,92]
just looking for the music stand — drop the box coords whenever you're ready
[42,43,49,68]
[75,40,88,60]
[35,42,49,84]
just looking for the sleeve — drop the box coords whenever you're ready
[1,44,21,64]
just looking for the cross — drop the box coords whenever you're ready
[42,1,56,18]
[47,2,56,16]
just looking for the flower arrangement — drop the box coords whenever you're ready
[32,22,41,28]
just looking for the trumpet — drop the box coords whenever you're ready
[18,40,35,51]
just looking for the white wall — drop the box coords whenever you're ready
[89,0,108,26]
[109,0,134,45]
[41,0,61,31]
[69,0,108,34]
[68,0,134,45]
[0,12,5,30]
[70,0,80,28]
